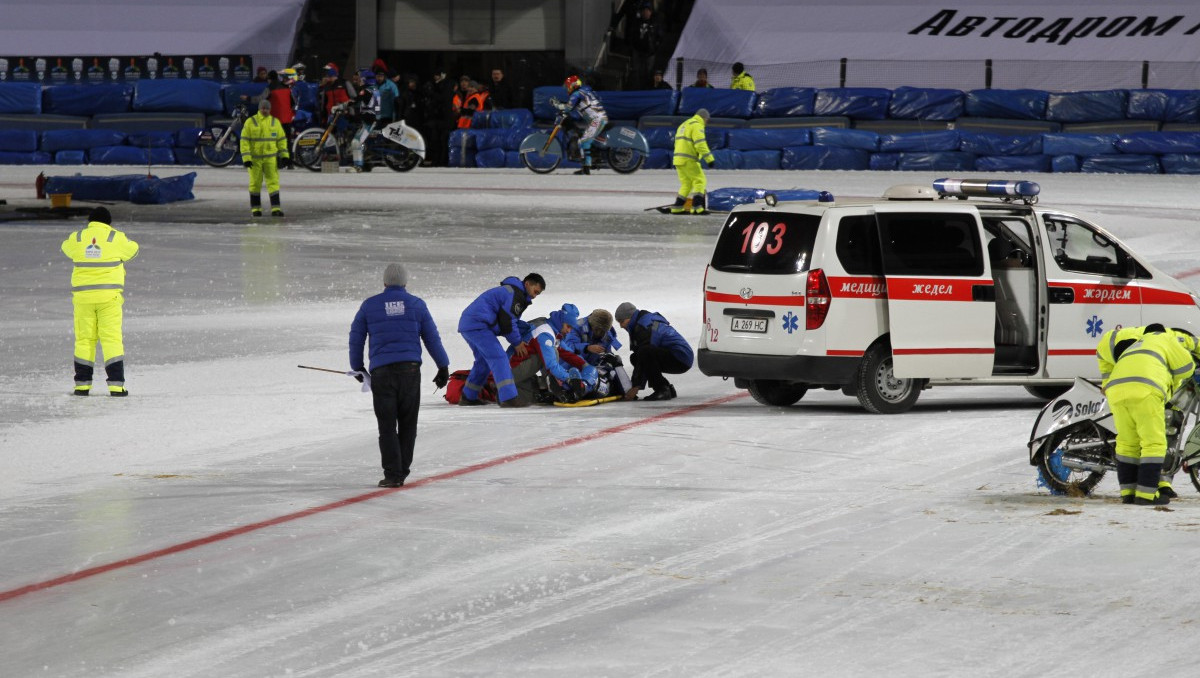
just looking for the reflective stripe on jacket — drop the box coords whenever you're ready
[673,114,714,167]
[1106,330,1197,399]
[1096,325,1149,387]
[60,220,139,300]
[731,71,755,91]
[240,111,289,163]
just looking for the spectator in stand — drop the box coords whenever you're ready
[266,69,297,150]
[488,67,514,109]
[375,67,400,126]
[692,68,714,88]
[651,69,672,90]
[731,62,756,91]
[453,77,488,129]
[629,2,662,90]
[582,66,605,92]
[419,68,455,166]
[253,66,269,83]
[398,73,423,127]
[319,63,351,125]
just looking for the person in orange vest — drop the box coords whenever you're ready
[452,78,490,129]
[60,207,140,396]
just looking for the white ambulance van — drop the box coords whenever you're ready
[698,179,1200,413]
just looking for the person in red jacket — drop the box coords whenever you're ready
[266,70,296,148]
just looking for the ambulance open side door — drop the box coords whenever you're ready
[875,204,995,378]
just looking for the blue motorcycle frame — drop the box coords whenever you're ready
[519,111,649,174]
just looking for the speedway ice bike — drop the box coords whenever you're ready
[196,102,249,167]
[518,102,649,174]
[1027,376,1200,496]
[291,102,425,172]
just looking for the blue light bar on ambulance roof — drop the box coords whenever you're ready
[932,178,1041,199]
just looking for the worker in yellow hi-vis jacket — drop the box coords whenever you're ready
[240,97,290,217]
[60,207,139,396]
[670,108,715,215]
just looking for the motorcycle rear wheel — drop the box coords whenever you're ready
[292,128,338,172]
[382,147,420,172]
[197,124,239,167]
[1035,426,1108,496]
[607,147,645,174]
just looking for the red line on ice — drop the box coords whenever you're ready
[0,392,748,604]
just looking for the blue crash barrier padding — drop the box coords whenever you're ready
[597,89,677,119]
[474,147,506,168]
[44,174,143,199]
[780,145,870,170]
[448,129,476,167]
[0,83,42,114]
[958,132,1043,156]
[896,152,976,172]
[1046,90,1128,123]
[55,150,86,165]
[1042,133,1119,156]
[176,127,203,148]
[811,127,880,151]
[470,129,509,152]
[964,89,1049,120]
[483,109,534,130]
[174,147,203,165]
[0,129,38,152]
[707,187,823,212]
[1160,154,1200,174]
[751,88,815,118]
[1115,131,1200,154]
[1081,154,1161,173]
[532,86,569,120]
[726,128,811,150]
[975,155,1052,172]
[1052,155,1082,172]
[129,173,196,204]
[813,88,891,120]
[710,148,742,170]
[887,87,964,121]
[642,127,675,149]
[126,131,177,148]
[0,150,51,164]
[89,145,175,165]
[503,150,523,169]
[879,130,960,152]
[739,149,782,170]
[221,83,267,115]
[646,148,672,169]
[870,153,899,170]
[43,84,133,116]
[677,88,756,118]
[1126,89,1200,123]
[41,129,127,152]
[135,80,223,114]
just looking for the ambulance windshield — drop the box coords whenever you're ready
[711,213,819,274]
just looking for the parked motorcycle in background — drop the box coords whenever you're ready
[291,103,425,172]
[196,103,249,167]
[1027,376,1200,496]
[518,102,649,174]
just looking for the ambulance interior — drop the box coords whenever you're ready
[983,215,1039,374]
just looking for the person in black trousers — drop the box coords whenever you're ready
[349,264,451,487]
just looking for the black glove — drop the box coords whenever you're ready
[353,372,364,383]
[601,353,623,368]
[705,158,715,169]
[568,377,587,400]
[244,160,253,168]
[433,366,449,389]
[279,156,292,169]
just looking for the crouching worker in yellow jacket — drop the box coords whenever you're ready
[61,207,140,396]
[1102,325,1199,505]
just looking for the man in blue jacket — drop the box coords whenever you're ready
[562,308,622,367]
[457,273,546,407]
[350,263,450,487]
[615,302,693,401]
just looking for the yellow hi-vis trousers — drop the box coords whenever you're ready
[674,160,706,200]
[247,159,280,195]
[73,294,124,370]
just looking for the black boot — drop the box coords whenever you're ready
[269,192,284,217]
[574,165,591,175]
[691,194,709,215]
[250,192,262,217]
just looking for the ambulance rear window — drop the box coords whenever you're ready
[711,213,820,274]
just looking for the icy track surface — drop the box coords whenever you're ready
[3,166,1200,677]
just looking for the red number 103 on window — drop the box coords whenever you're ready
[740,222,786,255]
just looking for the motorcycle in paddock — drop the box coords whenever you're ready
[291,103,425,172]
[196,103,249,167]
[1027,376,1200,496]
[518,103,649,174]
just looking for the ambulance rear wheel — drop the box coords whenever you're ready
[1024,384,1070,401]
[855,342,921,414]
[746,380,807,407]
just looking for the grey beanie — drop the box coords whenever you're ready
[383,263,408,287]
[695,108,710,121]
[258,98,271,112]
[615,302,637,323]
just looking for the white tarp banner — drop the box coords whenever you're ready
[671,0,1200,89]
[0,0,306,70]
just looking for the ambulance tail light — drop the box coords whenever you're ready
[806,268,831,330]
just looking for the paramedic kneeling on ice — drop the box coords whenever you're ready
[1101,326,1200,505]
[350,264,450,488]
[615,302,693,401]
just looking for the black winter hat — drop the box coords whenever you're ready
[88,206,111,224]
